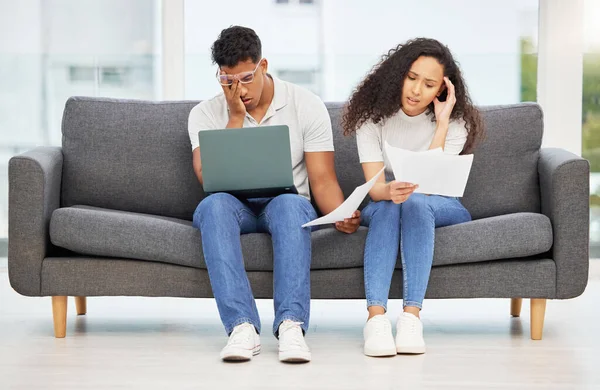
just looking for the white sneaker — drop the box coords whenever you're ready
[363,315,396,357]
[278,320,311,363]
[395,312,426,354]
[220,323,261,361]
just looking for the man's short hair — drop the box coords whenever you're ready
[211,26,262,68]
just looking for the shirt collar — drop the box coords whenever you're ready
[269,75,288,111]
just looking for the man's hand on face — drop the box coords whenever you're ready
[222,79,247,120]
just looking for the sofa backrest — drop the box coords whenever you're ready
[461,103,542,218]
[61,97,542,221]
[61,97,204,220]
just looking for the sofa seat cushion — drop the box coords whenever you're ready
[49,206,368,271]
[49,206,553,271]
[426,212,552,267]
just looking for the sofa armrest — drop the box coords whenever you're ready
[8,147,63,296]
[538,148,590,299]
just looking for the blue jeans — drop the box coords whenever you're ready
[360,193,471,310]
[192,193,317,336]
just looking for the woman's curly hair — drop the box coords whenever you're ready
[342,38,484,154]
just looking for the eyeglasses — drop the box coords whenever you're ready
[216,59,263,86]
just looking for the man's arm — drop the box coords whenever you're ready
[300,92,359,233]
[192,147,203,185]
[188,104,211,186]
[305,151,360,233]
[305,151,344,214]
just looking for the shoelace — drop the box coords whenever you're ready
[400,316,418,335]
[279,321,305,348]
[371,317,391,336]
[228,324,252,346]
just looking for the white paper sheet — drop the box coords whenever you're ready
[384,142,473,197]
[301,167,385,228]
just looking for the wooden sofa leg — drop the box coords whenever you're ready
[530,298,547,340]
[75,296,87,315]
[52,296,68,338]
[510,298,522,317]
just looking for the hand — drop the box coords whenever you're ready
[221,79,246,120]
[387,181,418,204]
[434,76,456,124]
[335,210,361,234]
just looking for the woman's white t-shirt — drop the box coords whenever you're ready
[355,109,468,181]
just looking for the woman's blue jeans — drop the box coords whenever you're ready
[360,193,471,310]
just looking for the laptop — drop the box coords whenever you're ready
[198,125,298,198]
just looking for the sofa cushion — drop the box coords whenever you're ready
[61,97,203,221]
[460,104,543,219]
[49,205,368,271]
[50,206,552,271]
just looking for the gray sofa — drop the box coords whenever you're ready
[8,97,589,340]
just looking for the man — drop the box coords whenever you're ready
[189,26,360,363]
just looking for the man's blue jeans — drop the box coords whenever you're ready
[193,193,317,336]
[360,193,471,310]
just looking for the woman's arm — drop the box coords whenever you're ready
[362,162,389,201]
[430,76,457,151]
[429,120,450,150]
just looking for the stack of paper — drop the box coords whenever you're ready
[384,142,473,197]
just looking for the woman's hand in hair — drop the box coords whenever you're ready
[434,77,456,124]
[388,181,418,204]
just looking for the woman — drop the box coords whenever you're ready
[341,38,484,357]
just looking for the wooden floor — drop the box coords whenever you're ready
[1,259,599,389]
